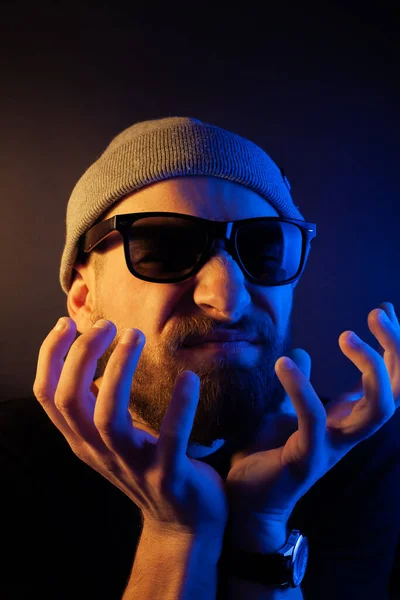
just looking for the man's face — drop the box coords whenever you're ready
[70,176,294,452]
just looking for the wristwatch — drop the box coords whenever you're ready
[218,529,309,588]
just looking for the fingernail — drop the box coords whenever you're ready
[281,357,294,370]
[348,332,360,346]
[54,318,67,332]
[120,328,140,345]
[379,310,389,324]
[93,319,112,329]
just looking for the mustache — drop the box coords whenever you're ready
[163,314,274,349]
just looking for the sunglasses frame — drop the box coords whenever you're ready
[79,211,317,286]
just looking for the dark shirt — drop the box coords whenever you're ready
[1,397,399,599]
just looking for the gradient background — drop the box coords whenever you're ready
[1,2,399,403]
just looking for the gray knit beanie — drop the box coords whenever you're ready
[59,116,305,295]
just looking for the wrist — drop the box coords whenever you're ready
[125,520,224,599]
[218,525,306,598]
[141,519,225,563]
[226,513,289,553]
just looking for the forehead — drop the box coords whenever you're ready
[105,176,280,221]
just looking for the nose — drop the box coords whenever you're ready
[192,239,251,320]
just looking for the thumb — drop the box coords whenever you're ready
[287,348,312,380]
[273,348,312,420]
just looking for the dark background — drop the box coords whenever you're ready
[1,2,399,402]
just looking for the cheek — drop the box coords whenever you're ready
[106,279,180,339]
[253,285,293,328]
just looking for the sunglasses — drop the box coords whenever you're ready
[80,212,317,286]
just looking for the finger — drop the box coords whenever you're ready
[287,348,312,380]
[93,328,146,453]
[367,306,400,403]
[368,305,400,358]
[156,370,200,473]
[325,377,365,421]
[344,378,364,398]
[55,320,118,445]
[379,301,399,326]
[275,357,326,463]
[278,349,311,418]
[33,317,81,444]
[337,330,394,437]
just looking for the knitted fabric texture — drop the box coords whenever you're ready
[59,116,305,295]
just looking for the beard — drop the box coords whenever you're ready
[90,310,292,452]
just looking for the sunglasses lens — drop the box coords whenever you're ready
[128,217,303,284]
[128,217,208,280]
[235,221,303,283]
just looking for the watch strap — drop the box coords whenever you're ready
[218,546,292,587]
[217,528,308,588]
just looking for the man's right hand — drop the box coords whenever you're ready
[33,317,228,540]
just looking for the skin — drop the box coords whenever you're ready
[68,176,294,454]
[34,173,399,552]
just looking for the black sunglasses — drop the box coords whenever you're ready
[79,212,317,286]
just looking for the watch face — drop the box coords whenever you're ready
[292,536,309,586]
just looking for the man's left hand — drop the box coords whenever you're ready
[225,302,399,529]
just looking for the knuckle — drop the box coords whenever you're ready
[69,442,117,475]
[93,417,128,450]
[69,441,88,462]
[93,416,116,438]
[32,382,48,402]
[33,384,57,413]
[53,392,75,414]
[101,455,121,475]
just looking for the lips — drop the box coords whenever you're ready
[183,331,261,347]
